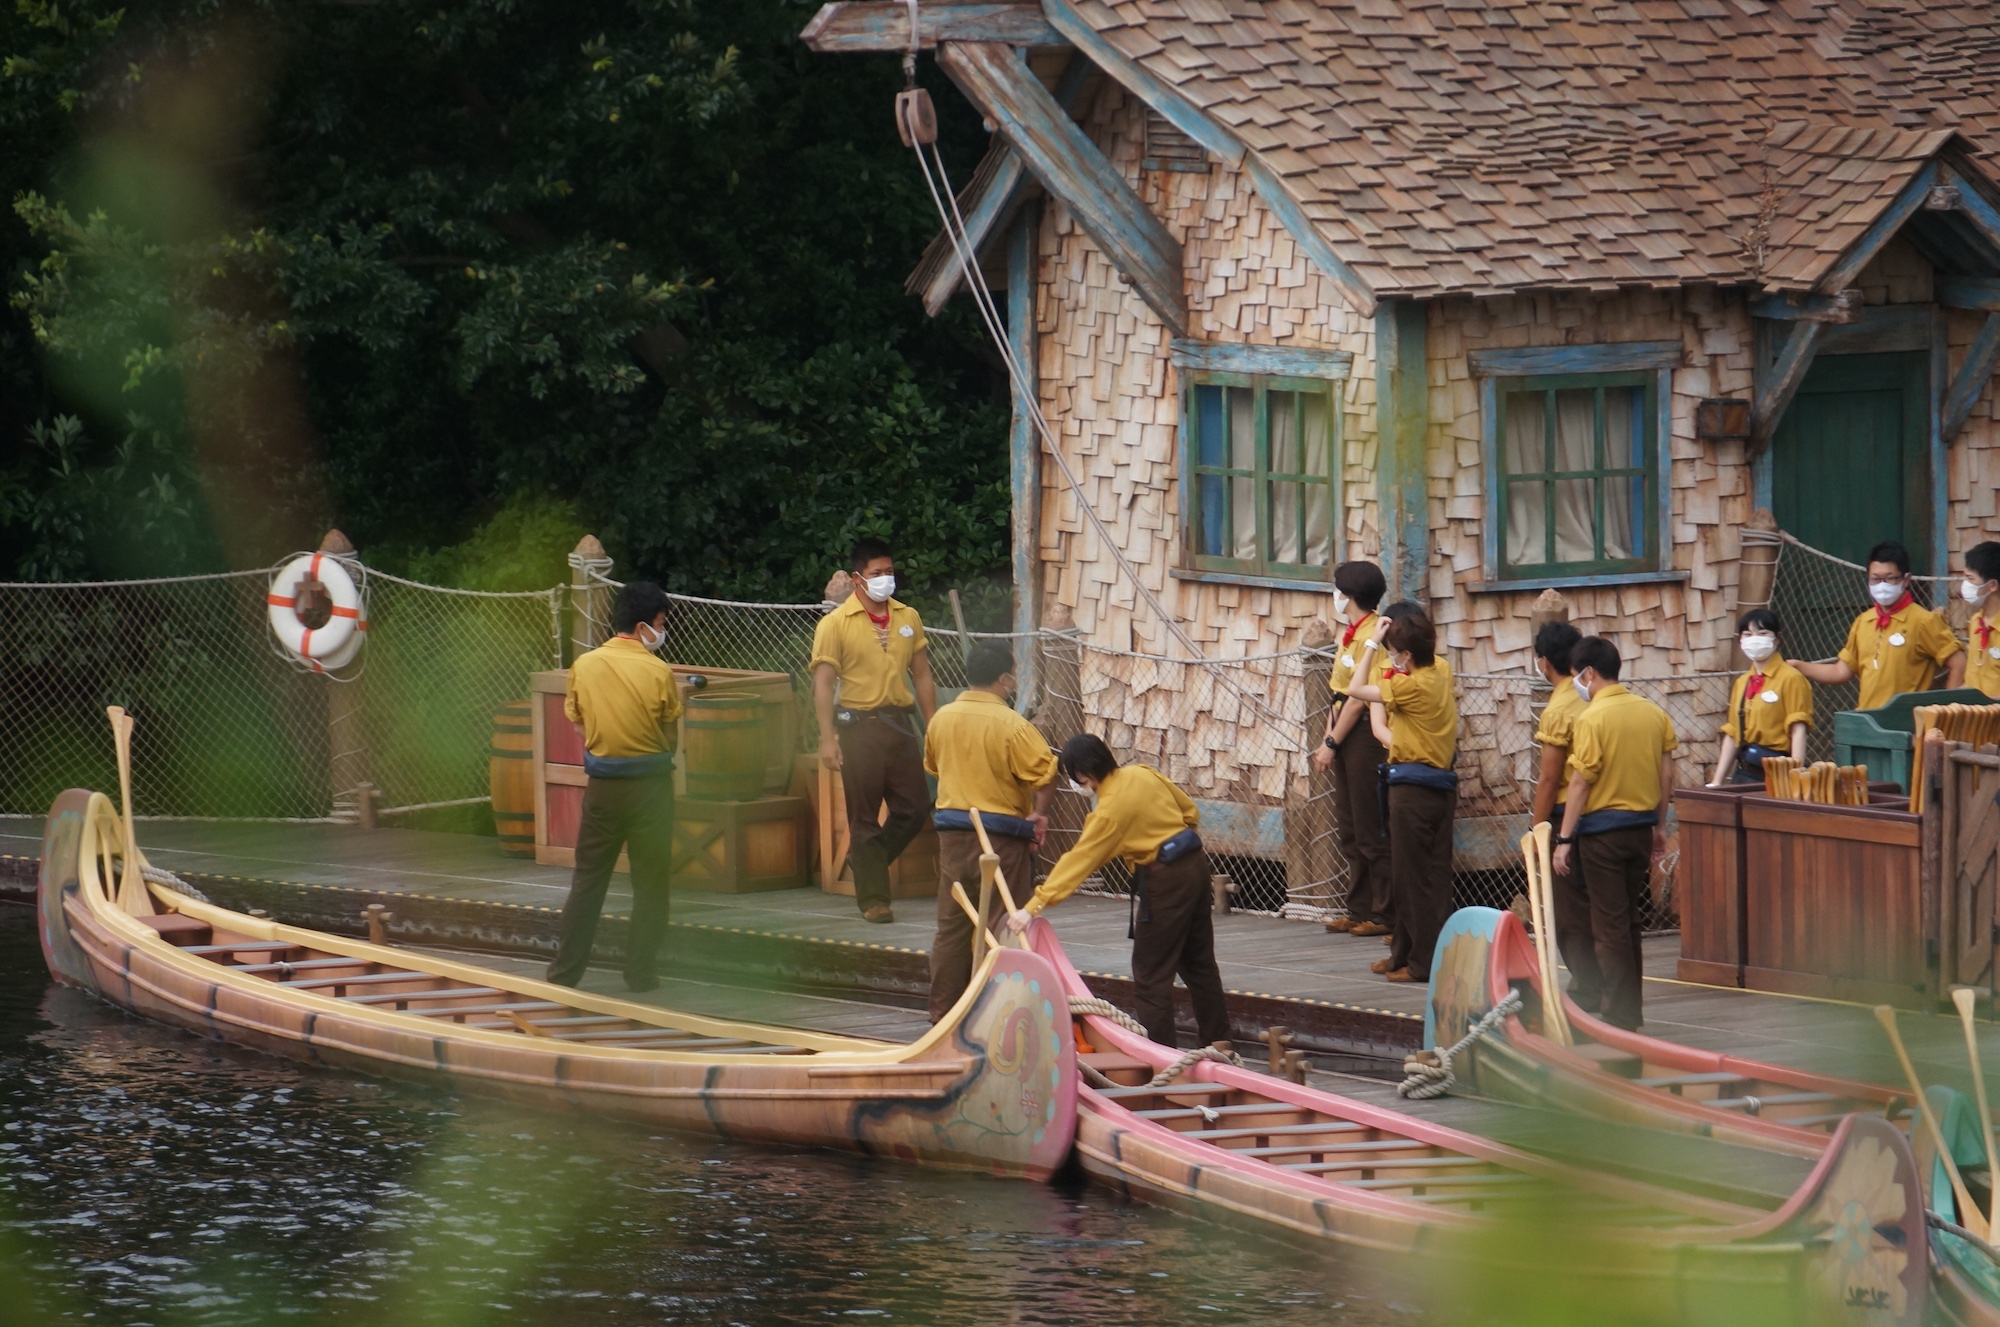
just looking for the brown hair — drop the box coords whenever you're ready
[1383,611,1437,668]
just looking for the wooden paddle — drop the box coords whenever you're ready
[105,705,150,915]
[1876,1004,1990,1240]
[950,881,1003,954]
[1951,986,2000,1233]
[967,808,1027,947]
[1521,822,1571,1046]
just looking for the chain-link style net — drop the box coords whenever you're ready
[0,566,561,821]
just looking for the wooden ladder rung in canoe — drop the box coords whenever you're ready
[1286,1154,1491,1176]
[1632,1072,1750,1090]
[1136,1101,1310,1123]
[337,985,506,1004]
[408,1001,570,1020]
[1183,1121,1370,1142]
[539,1028,759,1047]
[184,941,308,956]
[286,971,470,991]
[1099,1082,1233,1099]
[234,957,383,976]
[1344,1172,1538,1192]
[1239,1138,1432,1161]
[1708,1091,1839,1112]
[463,1014,631,1031]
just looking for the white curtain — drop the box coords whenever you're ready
[1503,390,1547,566]
[1269,392,1299,564]
[1552,389,1596,562]
[1301,393,1332,565]
[1600,387,1639,560]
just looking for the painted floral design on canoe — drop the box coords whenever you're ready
[1810,1132,1910,1319]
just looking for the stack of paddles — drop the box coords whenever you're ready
[1910,702,2000,813]
[1758,757,1870,806]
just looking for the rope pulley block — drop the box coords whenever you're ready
[895,88,938,147]
[268,550,369,673]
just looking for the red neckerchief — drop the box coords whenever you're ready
[1341,613,1372,649]
[1383,665,1410,679]
[1979,615,1994,653]
[864,605,891,628]
[1874,591,1913,631]
[1745,670,1765,699]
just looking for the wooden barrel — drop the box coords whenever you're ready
[684,692,766,801]
[490,701,536,856]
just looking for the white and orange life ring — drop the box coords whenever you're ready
[268,552,367,670]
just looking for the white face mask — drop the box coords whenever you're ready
[1868,580,1905,608]
[636,621,666,653]
[1332,590,1350,617]
[1964,579,1991,605]
[1573,675,1592,702]
[863,574,896,602]
[1740,633,1776,662]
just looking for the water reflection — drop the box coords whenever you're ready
[0,909,1407,1325]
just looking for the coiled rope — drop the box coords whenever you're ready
[1396,989,1523,1100]
[1068,996,1244,1090]
[140,864,211,906]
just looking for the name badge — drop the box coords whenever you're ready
[1990,646,2000,660]
[1888,633,1906,647]
[1760,690,1780,704]
[1340,654,1355,668]
[899,625,914,638]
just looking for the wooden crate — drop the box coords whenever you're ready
[1741,795,1928,1008]
[672,795,811,893]
[803,757,939,901]
[1672,785,1758,988]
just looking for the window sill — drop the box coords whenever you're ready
[1468,570,1691,594]
[1170,567,1336,594]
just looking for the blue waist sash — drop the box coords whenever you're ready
[1154,826,1203,864]
[933,809,1038,840]
[1576,807,1658,836]
[1383,762,1459,792]
[583,751,675,780]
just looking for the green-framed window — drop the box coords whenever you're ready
[1496,371,1659,579]
[1185,373,1339,579]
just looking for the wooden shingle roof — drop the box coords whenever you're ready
[1069,0,2000,298]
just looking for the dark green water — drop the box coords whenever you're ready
[0,907,1413,1326]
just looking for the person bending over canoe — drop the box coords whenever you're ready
[1005,735,1228,1050]
[547,580,681,993]
[924,641,1056,1022]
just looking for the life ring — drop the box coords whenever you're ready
[268,552,364,664]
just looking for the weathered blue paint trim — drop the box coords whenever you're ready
[1467,570,1691,594]
[1376,301,1430,603]
[1168,339,1353,379]
[1931,304,1950,579]
[1167,567,1334,594]
[1944,312,2000,443]
[1942,166,2000,258]
[1817,161,1939,294]
[1467,341,1681,378]
[800,2,1063,51]
[1821,305,1931,356]
[1190,797,1283,859]
[938,41,1187,336]
[1241,155,1377,318]
[1655,366,1674,578]
[1752,319,1828,442]
[1938,276,2000,313]
[1041,0,1241,167]
[1008,206,1042,707]
[1750,291,1857,322]
[1479,375,1501,582]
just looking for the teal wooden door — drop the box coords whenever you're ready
[1771,351,1929,568]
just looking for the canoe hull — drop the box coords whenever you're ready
[38,788,1077,1179]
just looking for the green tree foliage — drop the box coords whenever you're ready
[0,0,1010,607]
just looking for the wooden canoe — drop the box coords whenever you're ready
[37,787,1076,1179]
[1915,1087,2000,1327]
[1024,917,1929,1325]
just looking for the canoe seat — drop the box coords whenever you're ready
[284,971,459,991]
[184,940,304,957]
[1293,1155,1491,1175]
[1136,1101,1309,1122]
[1632,1072,1749,1091]
[1078,1052,1152,1085]
[339,985,505,1005]
[1240,1138,1430,1160]
[1344,1171,1535,1190]
[1185,1121,1368,1142]
[464,1014,630,1031]
[139,913,212,947]
[409,1001,567,1020]
[1566,1043,1644,1076]
[1709,1090,1838,1114]
[1099,1082,1233,1100]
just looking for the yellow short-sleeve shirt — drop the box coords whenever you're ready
[1380,660,1458,770]
[1325,612,1378,697]
[1836,598,1960,711]
[808,594,926,710]
[1029,763,1198,914]
[1567,683,1678,815]
[1968,612,2000,700]
[1720,657,1813,749]
[564,636,683,758]
[923,690,1057,819]
[1533,677,1587,751]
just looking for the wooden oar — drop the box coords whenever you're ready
[1523,821,1571,1046]
[1951,986,2000,1233]
[967,808,1026,947]
[949,881,1003,954]
[1876,1004,1989,1240]
[105,705,150,915]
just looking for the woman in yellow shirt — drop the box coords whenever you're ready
[1006,734,1227,1049]
[1348,610,1458,984]
[1709,609,1812,786]
[1960,542,2000,699]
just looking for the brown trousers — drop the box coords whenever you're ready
[836,713,932,911]
[1569,825,1654,1031]
[1331,725,1393,927]
[1130,850,1231,1048]
[547,774,674,988]
[1385,783,1455,981]
[929,828,1039,1022]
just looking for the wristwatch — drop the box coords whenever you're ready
[1323,735,1338,750]
[1553,834,1575,846]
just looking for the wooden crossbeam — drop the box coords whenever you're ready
[1944,167,2000,259]
[937,41,1187,336]
[1817,161,1940,295]
[1939,276,2000,312]
[1750,289,1860,324]
[1944,311,2000,442]
[1751,319,1828,448]
[799,3,1061,52]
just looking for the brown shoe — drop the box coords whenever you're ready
[1324,916,1356,933]
[1349,921,1391,937]
[861,905,895,924]
[1385,968,1417,983]
[1370,958,1393,974]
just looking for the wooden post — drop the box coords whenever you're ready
[319,529,373,825]
[1923,730,1948,1007]
[567,535,613,665]
[1375,300,1431,605]
[1292,617,1339,918]
[1033,601,1086,874]
[1007,204,1043,711]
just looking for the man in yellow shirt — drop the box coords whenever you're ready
[1531,622,1585,829]
[1309,561,1392,938]
[923,641,1057,1020]
[549,581,682,992]
[1959,542,2000,699]
[1790,539,1962,709]
[1348,611,1457,983]
[1709,608,1811,785]
[1551,638,1677,1031]
[1005,735,1227,1049]
[810,537,938,924]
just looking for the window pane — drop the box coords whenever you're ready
[1195,385,1226,467]
[1305,481,1332,566]
[1199,474,1227,556]
[1555,389,1595,471]
[1270,480,1301,564]
[1232,476,1257,560]
[1302,393,1332,564]
[1604,386,1640,469]
[1269,392,1299,473]
[1301,394,1330,477]
[1504,390,1546,477]
[1506,480,1546,566]
[1602,474,1640,560]
[1228,387,1255,471]
[1553,478,1595,562]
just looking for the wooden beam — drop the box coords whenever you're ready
[937,41,1186,336]
[1943,167,2000,257]
[800,3,1062,52]
[1749,289,1860,324]
[1376,301,1430,603]
[1007,205,1042,702]
[1816,162,1939,294]
[1939,276,2000,313]
[1041,0,1242,169]
[1241,156,1377,319]
[1751,319,1828,449]
[1943,312,2000,443]
[1169,339,1353,379]
[1468,342,1681,378]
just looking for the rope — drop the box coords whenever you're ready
[1928,1210,2000,1265]
[1067,995,1243,1089]
[1143,1044,1243,1089]
[1396,989,1523,1099]
[1069,995,1145,1034]
[141,864,211,905]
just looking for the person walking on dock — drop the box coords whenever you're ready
[924,641,1056,1021]
[1551,638,1676,1030]
[1347,609,1458,984]
[547,581,681,992]
[1006,735,1227,1050]
[1789,539,1962,709]
[811,537,938,924]
[1310,561,1392,940]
